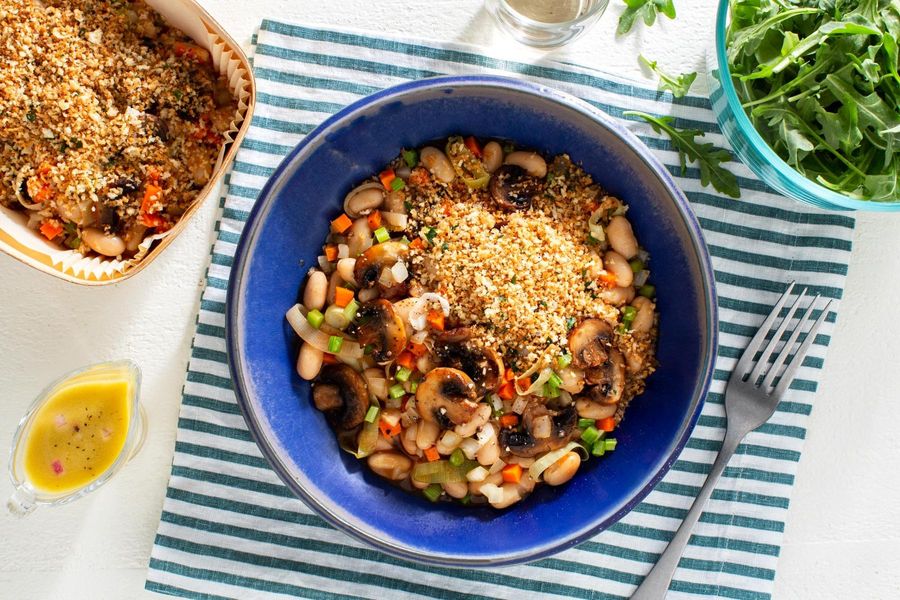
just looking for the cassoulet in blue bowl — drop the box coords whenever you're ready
[226,76,718,566]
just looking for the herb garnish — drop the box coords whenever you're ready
[625,111,742,198]
[639,55,697,98]
[618,0,676,36]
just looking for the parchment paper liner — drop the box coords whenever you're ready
[0,0,255,285]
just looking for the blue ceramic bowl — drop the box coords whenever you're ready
[710,0,900,211]
[227,76,718,567]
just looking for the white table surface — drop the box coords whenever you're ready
[1,1,899,598]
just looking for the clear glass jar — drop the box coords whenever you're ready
[485,0,609,48]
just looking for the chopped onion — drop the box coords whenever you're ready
[588,208,606,243]
[488,394,503,412]
[317,255,334,274]
[337,244,349,259]
[366,377,387,400]
[532,415,552,439]
[515,366,553,396]
[438,430,461,450]
[638,248,649,263]
[466,465,489,482]
[511,396,529,415]
[410,330,429,345]
[286,304,363,359]
[378,266,395,287]
[412,460,468,484]
[558,390,574,407]
[358,287,379,302]
[391,260,408,283]
[633,269,650,288]
[529,441,587,482]
[475,423,495,449]
[355,421,379,458]
[459,437,480,460]
[381,211,408,230]
[489,459,507,474]
[409,293,450,330]
[480,483,504,504]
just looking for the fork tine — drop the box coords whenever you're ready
[771,299,833,397]
[761,294,818,389]
[730,281,796,382]
[748,288,808,384]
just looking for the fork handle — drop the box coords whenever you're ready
[631,428,744,600]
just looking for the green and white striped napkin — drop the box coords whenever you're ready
[146,21,855,600]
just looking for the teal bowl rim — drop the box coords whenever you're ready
[714,0,900,211]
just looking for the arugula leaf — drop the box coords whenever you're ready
[617,0,676,36]
[624,111,742,198]
[639,55,697,98]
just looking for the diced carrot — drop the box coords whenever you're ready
[396,351,416,370]
[426,309,445,332]
[173,41,211,64]
[140,212,168,229]
[503,369,515,382]
[424,447,440,462]
[516,377,531,389]
[497,382,516,401]
[597,272,618,288]
[367,210,382,230]
[322,353,339,365]
[379,168,396,190]
[464,136,482,157]
[379,418,401,438]
[499,414,519,429]
[39,220,63,240]
[331,214,353,234]
[409,238,425,250]
[334,286,355,308]
[501,463,522,484]
[407,342,427,358]
[598,417,616,432]
[441,200,453,216]
[324,245,338,261]
[140,184,164,214]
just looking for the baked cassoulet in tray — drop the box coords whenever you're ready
[0,0,237,258]
[286,136,659,509]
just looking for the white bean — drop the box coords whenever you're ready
[504,151,547,178]
[401,422,419,455]
[384,189,407,213]
[489,483,522,509]
[81,227,125,257]
[575,398,617,420]
[542,452,580,486]
[436,430,462,455]
[303,270,328,310]
[482,141,503,173]
[367,452,412,480]
[624,348,644,374]
[374,436,394,452]
[336,258,356,284]
[296,342,323,380]
[347,217,372,257]
[476,423,500,466]
[364,368,388,400]
[631,296,656,334]
[358,287,379,302]
[604,250,634,288]
[420,146,456,183]
[416,419,440,450]
[468,471,503,496]
[326,271,342,304]
[606,216,639,259]
[442,481,469,499]
[344,183,384,218]
[599,285,635,307]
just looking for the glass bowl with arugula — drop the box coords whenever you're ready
[710,0,900,210]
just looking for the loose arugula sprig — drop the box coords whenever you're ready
[625,111,742,198]
[639,55,697,98]
[727,0,900,201]
[618,0,676,36]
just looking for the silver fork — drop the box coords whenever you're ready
[631,282,833,600]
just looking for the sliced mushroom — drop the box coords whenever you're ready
[415,367,479,428]
[312,364,369,430]
[489,164,543,211]
[353,299,407,363]
[568,318,614,370]
[499,403,578,458]
[584,348,626,406]
[354,241,409,297]
[343,182,385,218]
[434,336,504,397]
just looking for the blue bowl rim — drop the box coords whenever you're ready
[226,74,719,567]
[714,0,900,210]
